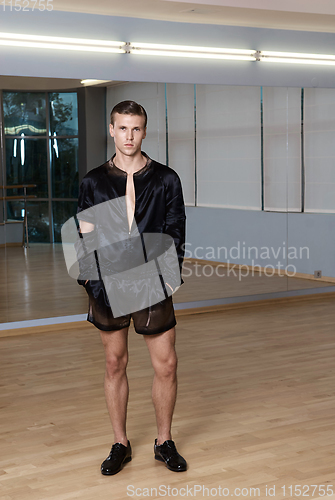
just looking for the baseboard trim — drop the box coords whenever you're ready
[1,287,335,337]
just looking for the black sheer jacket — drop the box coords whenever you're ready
[76,152,186,289]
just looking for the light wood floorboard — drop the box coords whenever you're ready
[0,295,335,499]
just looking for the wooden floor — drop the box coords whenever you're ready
[1,295,335,499]
[0,244,333,324]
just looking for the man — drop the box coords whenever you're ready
[76,100,187,475]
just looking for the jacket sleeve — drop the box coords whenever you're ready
[163,171,186,287]
[76,175,97,285]
[77,175,96,224]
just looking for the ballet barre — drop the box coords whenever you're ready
[0,184,37,247]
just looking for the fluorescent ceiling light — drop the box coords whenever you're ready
[130,50,255,60]
[81,79,100,84]
[129,42,256,61]
[80,79,111,85]
[0,32,126,53]
[259,50,335,65]
[1,32,335,66]
[129,42,255,54]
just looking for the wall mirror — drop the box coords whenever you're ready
[1,77,334,326]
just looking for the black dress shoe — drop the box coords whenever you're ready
[154,439,187,472]
[101,440,132,475]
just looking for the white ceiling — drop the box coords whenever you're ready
[49,0,335,32]
[161,0,335,16]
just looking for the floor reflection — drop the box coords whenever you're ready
[0,244,333,324]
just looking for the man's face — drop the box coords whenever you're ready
[109,113,147,158]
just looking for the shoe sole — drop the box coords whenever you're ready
[154,455,187,472]
[101,456,132,476]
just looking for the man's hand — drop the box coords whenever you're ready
[80,220,95,233]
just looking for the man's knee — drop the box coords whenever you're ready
[105,352,128,378]
[155,352,178,379]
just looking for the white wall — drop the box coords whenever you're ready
[103,81,335,278]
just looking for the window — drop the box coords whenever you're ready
[2,91,79,242]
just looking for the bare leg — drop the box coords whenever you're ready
[144,327,177,445]
[100,327,129,446]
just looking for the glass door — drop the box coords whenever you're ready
[2,90,79,243]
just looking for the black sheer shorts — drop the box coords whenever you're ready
[83,279,176,335]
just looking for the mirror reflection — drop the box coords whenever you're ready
[0,78,334,326]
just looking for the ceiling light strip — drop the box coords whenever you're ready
[130,49,255,60]
[130,42,255,55]
[260,57,335,65]
[129,42,256,60]
[260,50,335,60]
[0,32,126,53]
[1,32,335,65]
[0,40,125,53]
[0,40,126,53]
[258,50,335,65]
[0,32,125,47]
